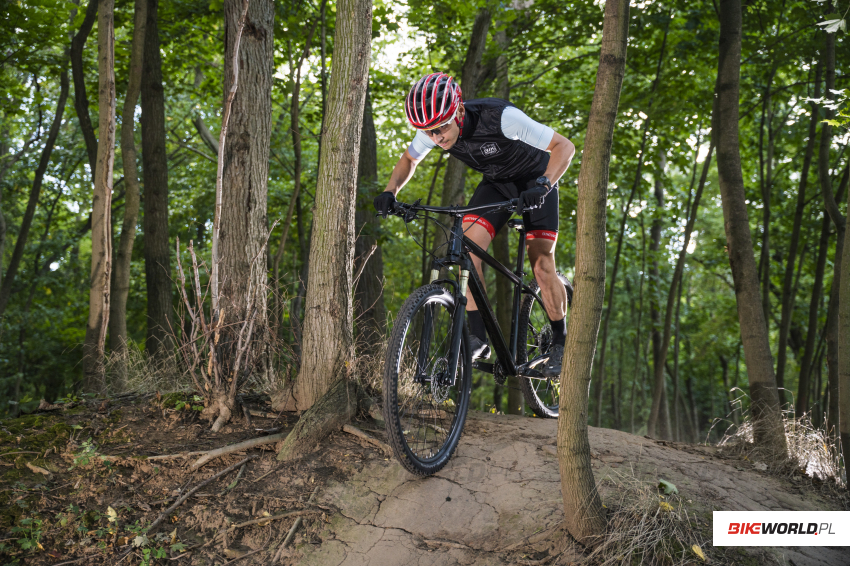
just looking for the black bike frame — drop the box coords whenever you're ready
[432,215,545,378]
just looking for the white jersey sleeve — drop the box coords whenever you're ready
[406,130,436,160]
[500,106,555,151]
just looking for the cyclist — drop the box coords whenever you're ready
[374,72,575,378]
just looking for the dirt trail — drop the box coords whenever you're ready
[301,412,847,566]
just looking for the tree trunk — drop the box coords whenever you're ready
[108,0,147,366]
[295,0,371,411]
[220,0,274,355]
[438,8,491,211]
[558,0,628,544]
[0,71,69,320]
[141,0,173,357]
[629,214,646,433]
[839,166,850,473]
[83,0,116,390]
[70,0,98,180]
[797,212,830,416]
[714,0,786,456]
[593,17,669,427]
[648,155,671,438]
[648,143,712,437]
[778,64,821,397]
[354,90,386,352]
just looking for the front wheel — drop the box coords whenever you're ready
[517,274,573,418]
[382,284,472,475]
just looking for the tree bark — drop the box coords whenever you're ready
[83,0,116,390]
[108,0,147,364]
[594,17,669,427]
[0,70,70,320]
[558,0,628,544]
[838,168,850,479]
[70,0,98,180]
[141,0,173,357]
[797,212,830,416]
[818,31,845,438]
[220,0,274,338]
[438,8,491,210]
[354,89,386,352]
[629,214,646,433]
[295,0,371,410]
[778,63,821,399]
[714,0,786,456]
[648,154,671,438]
[648,143,713,437]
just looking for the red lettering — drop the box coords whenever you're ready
[728,523,740,534]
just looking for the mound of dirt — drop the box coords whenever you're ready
[1,399,845,566]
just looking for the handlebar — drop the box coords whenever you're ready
[388,198,519,220]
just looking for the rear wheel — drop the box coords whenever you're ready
[517,274,573,418]
[382,284,472,475]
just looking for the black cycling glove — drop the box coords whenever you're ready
[374,191,396,218]
[520,177,552,211]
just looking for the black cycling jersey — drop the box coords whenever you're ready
[448,98,551,182]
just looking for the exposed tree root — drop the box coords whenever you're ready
[276,379,360,461]
[190,432,288,469]
[342,424,392,456]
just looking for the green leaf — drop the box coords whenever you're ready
[658,479,678,495]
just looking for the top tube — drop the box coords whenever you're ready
[392,198,518,217]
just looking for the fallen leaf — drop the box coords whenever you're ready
[170,529,178,545]
[692,544,706,561]
[659,501,674,512]
[107,506,118,523]
[658,479,678,495]
[753,462,767,471]
[133,535,148,548]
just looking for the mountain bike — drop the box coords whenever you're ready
[380,198,573,476]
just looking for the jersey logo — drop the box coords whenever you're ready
[481,142,500,156]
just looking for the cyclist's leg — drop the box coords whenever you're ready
[463,179,512,312]
[523,184,567,324]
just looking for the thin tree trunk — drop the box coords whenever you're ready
[420,155,445,286]
[354,89,386,352]
[296,0,371,410]
[0,70,70,320]
[672,273,684,441]
[839,165,850,472]
[714,0,786,455]
[818,30,845,439]
[438,8,491,212]
[648,142,713,437]
[594,16,670,427]
[272,18,320,322]
[797,212,830,415]
[648,154,671,438]
[83,0,116,390]
[778,63,821,397]
[109,0,147,364]
[70,0,98,180]
[630,214,646,433]
[558,0,628,544]
[757,64,778,332]
[141,0,173,357]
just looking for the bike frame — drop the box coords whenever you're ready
[428,213,545,379]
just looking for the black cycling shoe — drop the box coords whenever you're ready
[469,335,492,360]
[541,344,564,378]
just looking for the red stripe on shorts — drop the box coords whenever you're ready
[462,215,496,240]
[526,230,558,242]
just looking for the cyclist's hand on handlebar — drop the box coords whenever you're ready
[374,191,396,218]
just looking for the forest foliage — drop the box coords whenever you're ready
[1,0,848,444]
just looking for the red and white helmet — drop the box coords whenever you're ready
[405,72,462,130]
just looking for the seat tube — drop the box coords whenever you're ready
[509,230,527,360]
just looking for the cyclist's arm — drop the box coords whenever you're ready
[542,132,575,186]
[383,149,424,196]
[500,106,575,186]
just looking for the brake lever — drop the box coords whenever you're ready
[403,198,422,223]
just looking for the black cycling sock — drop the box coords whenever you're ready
[467,309,487,343]
[549,317,567,347]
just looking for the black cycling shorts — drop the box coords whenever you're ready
[463,176,559,242]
